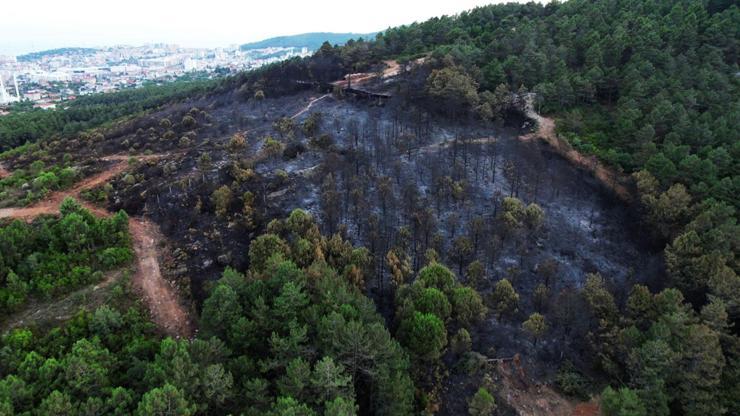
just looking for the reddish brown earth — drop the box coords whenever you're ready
[495,358,599,416]
[573,401,601,416]
[0,162,10,179]
[519,94,632,202]
[0,154,194,338]
[128,217,193,338]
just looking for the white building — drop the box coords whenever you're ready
[0,74,21,105]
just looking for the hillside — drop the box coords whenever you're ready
[16,47,99,61]
[240,32,376,51]
[0,1,738,415]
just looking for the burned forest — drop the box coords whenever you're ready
[1,1,738,415]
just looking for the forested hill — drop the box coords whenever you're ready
[323,0,740,300]
[239,32,376,51]
[16,47,99,62]
[229,1,738,412]
[0,1,739,415]
[371,0,738,173]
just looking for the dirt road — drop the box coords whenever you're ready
[0,154,193,338]
[129,218,192,337]
[519,94,632,202]
[292,94,332,119]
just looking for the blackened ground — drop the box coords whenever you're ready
[90,81,661,412]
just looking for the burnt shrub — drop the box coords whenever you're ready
[309,133,333,150]
[283,141,306,159]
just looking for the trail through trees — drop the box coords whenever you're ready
[519,94,632,201]
[0,154,193,338]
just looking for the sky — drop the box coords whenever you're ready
[0,0,543,56]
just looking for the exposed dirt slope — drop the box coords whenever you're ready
[495,358,600,416]
[519,94,632,202]
[0,162,10,179]
[129,217,192,337]
[0,154,193,338]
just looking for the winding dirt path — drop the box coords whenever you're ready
[291,94,331,119]
[0,154,193,338]
[519,94,632,202]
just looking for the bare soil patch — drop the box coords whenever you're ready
[0,162,10,179]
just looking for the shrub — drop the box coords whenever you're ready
[98,247,134,269]
[451,328,472,354]
[468,387,496,416]
[228,133,247,151]
[162,130,176,141]
[248,234,290,273]
[451,286,487,327]
[601,386,646,416]
[182,115,197,129]
[555,362,589,399]
[211,185,233,218]
[309,133,333,149]
[283,141,306,159]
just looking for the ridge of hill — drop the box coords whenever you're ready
[240,31,376,51]
[16,47,100,61]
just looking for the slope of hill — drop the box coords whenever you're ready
[0,1,738,415]
[240,32,376,51]
[16,47,99,61]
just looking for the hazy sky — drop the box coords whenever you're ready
[1,0,542,56]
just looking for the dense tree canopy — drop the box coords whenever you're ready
[0,198,132,313]
[0,81,215,151]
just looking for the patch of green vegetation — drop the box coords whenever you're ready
[1,210,418,415]
[0,198,132,313]
[80,183,113,206]
[0,161,79,207]
[0,80,216,152]
[0,298,160,415]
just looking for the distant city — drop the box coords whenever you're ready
[0,43,312,111]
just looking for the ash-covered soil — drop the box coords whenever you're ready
[63,83,662,413]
